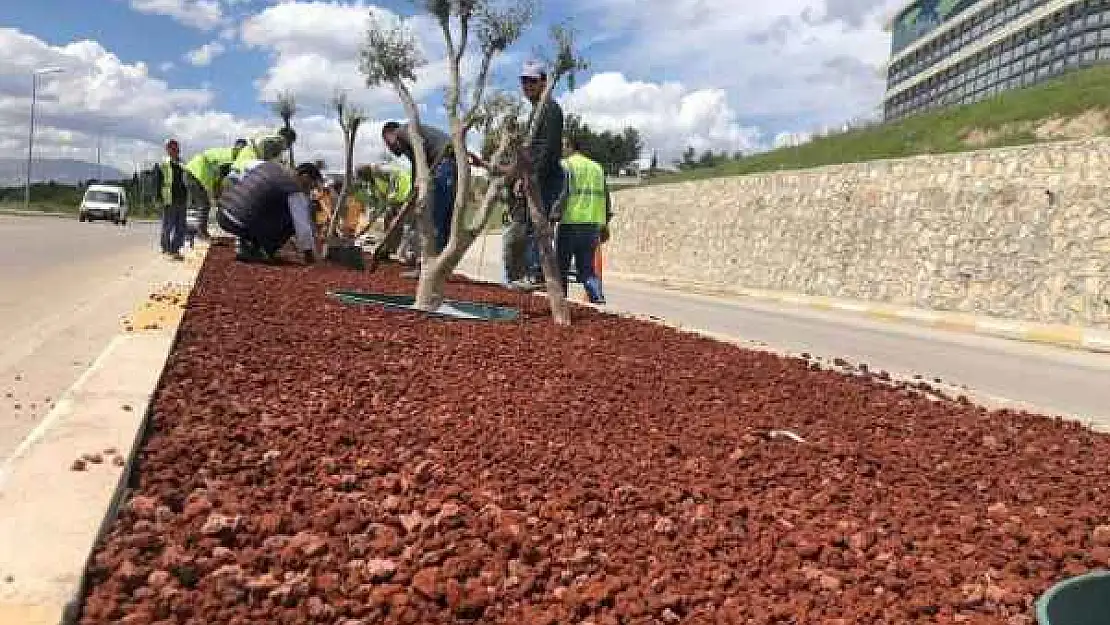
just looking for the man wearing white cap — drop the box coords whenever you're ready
[511,59,565,287]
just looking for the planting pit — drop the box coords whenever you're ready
[79,246,1110,624]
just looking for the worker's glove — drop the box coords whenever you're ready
[599,225,610,244]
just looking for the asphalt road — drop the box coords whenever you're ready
[460,235,1110,429]
[0,215,177,460]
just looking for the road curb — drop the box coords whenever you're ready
[606,271,1110,354]
[0,245,210,625]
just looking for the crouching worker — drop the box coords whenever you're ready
[216,161,323,264]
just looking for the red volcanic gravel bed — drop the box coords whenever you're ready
[79,246,1110,624]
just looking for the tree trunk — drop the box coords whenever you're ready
[522,176,571,326]
[414,257,448,310]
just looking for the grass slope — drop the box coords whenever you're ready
[653,64,1110,184]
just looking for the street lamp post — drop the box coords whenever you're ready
[25,66,64,210]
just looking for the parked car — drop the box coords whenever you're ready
[78,184,129,225]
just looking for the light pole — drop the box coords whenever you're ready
[25,66,65,209]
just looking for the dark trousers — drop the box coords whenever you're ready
[217,207,292,257]
[556,223,604,303]
[185,176,211,240]
[525,170,565,280]
[432,158,457,253]
[160,202,187,254]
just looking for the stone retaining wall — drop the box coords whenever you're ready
[607,138,1110,328]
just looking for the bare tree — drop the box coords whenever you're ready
[326,91,366,242]
[272,91,298,165]
[359,0,584,325]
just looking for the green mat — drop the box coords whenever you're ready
[328,290,520,322]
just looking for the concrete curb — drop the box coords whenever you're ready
[0,246,209,625]
[606,271,1110,354]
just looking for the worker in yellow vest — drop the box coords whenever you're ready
[151,139,189,260]
[183,139,248,241]
[554,136,612,304]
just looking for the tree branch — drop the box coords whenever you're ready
[462,50,494,131]
[462,128,513,238]
[393,79,437,263]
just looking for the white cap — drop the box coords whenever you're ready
[520,59,546,79]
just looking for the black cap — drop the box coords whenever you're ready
[295,162,324,182]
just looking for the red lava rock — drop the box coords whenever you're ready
[74,249,1110,624]
[200,514,240,537]
[654,516,677,537]
[1092,525,1110,547]
[987,502,1009,521]
[182,493,213,520]
[412,567,441,600]
[129,496,158,520]
[365,558,397,582]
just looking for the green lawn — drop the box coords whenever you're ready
[650,64,1110,185]
[0,201,75,214]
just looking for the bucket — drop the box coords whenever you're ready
[1035,570,1110,625]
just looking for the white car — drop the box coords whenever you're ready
[78,184,129,225]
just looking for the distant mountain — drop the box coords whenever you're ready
[0,157,127,186]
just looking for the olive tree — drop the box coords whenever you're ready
[359,0,583,325]
[272,91,298,166]
[325,91,366,241]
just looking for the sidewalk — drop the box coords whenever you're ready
[0,243,207,625]
[457,234,1110,427]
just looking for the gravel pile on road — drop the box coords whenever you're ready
[79,246,1110,624]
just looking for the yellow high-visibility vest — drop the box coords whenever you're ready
[560,153,607,225]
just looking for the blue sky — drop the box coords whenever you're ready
[0,0,901,171]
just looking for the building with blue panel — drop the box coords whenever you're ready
[884,0,1110,120]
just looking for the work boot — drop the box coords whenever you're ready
[235,240,269,263]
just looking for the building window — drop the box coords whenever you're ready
[1052,58,1066,72]
[1087,31,1100,46]
[1083,48,1098,62]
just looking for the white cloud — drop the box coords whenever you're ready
[572,0,903,141]
[0,27,392,177]
[184,41,225,67]
[240,2,454,116]
[773,131,812,149]
[561,73,762,162]
[159,61,175,72]
[128,0,225,31]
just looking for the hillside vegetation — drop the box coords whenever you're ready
[652,64,1110,184]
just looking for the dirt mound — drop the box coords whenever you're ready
[78,247,1110,623]
[963,108,1110,147]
